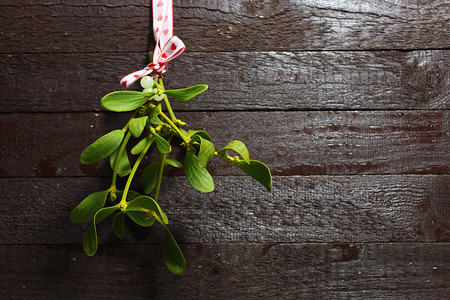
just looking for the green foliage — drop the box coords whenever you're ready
[218,140,250,164]
[192,135,215,168]
[116,190,141,202]
[112,212,125,239]
[81,130,124,164]
[237,160,272,192]
[110,148,131,177]
[70,190,110,223]
[184,149,214,193]
[153,134,171,154]
[101,91,154,112]
[160,221,186,275]
[126,207,156,227]
[131,136,153,155]
[165,158,182,168]
[129,116,148,138]
[119,191,157,227]
[127,195,168,224]
[149,105,161,117]
[150,116,164,125]
[83,206,118,256]
[142,162,159,194]
[165,84,208,102]
[72,73,271,275]
[187,130,212,141]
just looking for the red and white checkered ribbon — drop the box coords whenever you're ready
[120,0,186,87]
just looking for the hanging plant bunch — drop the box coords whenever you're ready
[70,0,272,275]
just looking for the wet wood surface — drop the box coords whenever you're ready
[1,243,449,299]
[1,111,449,177]
[1,51,449,112]
[0,0,449,299]
[1,0,449,53]
[1,176,449,245]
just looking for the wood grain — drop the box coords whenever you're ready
[1,243,449,299]
[1,0,449,53]
[1,111,448,178]
[1,175,448,244]
[1,50,448,112]
[1,0,449,298]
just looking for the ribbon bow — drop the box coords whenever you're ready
[120,0,185,87]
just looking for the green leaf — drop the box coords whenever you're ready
[142,162,159,194]
[165,158,182,168]
[237,160,272,192]
[126,195,168,225]
[83,224,97,256]
[184,150,214,193]
[101,91,154,112]
[127,190,141,200]
[131,136,153,155]
[112,212,125,239]
[150,105,161,118]
[96,206,119,223]
[165,84,208,102]
[128,116,148,138]
[83,206,118,256]
[110,148,131,177]
[149,116,164,125]
[116,190,141,202]
[81,130,124,164]
[154,134,171,154]
[70,190,109,223]
[218,140,250,164]
[117,190,152,228]
[158,220,186,275]
[126,207,156,227]
[192,136,215,168]
[187,130,212,142]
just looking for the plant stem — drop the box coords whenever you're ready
[158,78,177,121]
[119,137,153,204]
[153,78,164,90]
[153,154,166,202]
[164,94,176,121]
[111,131,132,188]
[159,111,190,144]
[153,135,173,202]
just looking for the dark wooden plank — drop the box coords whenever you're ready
[1,243,448,299]
[1,1,448,298]
[1,51,448,112]
[1,1,449,53]
[1,175,448,244]
[1,111,448,177]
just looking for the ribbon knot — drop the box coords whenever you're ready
[120,0,185,88]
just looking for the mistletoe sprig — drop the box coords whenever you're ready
[70,75,272,274]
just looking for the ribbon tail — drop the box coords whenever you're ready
[120,68,153,88]
[153,0,173,47]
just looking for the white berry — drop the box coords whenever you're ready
[152,94,165,102]
[142,88,156,93]
[140,76,154,88]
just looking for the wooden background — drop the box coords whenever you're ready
[1,0,449,298]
